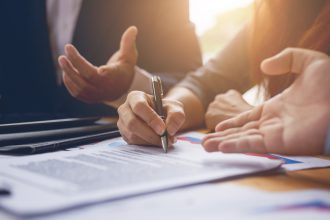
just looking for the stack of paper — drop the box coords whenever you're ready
[0,132,281,217]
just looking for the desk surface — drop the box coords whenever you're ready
[234,166,330,192]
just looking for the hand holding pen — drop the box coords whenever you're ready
[117,78,185,149]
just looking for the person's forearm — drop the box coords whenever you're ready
[166,87,204,130]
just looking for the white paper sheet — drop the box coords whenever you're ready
[0,132,281,217]
[241,152,330,171]
[41,183,330,220]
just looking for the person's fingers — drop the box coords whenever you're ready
[261,47,329,76]
[217,134,267,154]
[127,91,166,135]
[62,72,95,103]
[203,120,259,146]
[118,99,165,145]
[58,55,78,75]
[164,100,185,136]
[117,118,157,146]
[59,56,100,102]
[64,44,98,80]
[59,56,93,91]
[59,56,84,93]
[203,128,262,152]
[215,105,263,132]
[118,26,138,64]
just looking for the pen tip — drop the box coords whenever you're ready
[161,136,168,153]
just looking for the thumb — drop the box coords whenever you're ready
[260,48,329,76]
[119,26,138,63]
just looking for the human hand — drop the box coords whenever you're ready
[202,48,330,155]
[58,26,138,104]
[205,90,253,130]
[117,91,185,146]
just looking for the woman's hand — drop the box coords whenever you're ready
[205,90,253,130]
[202,48,330,155]
[117,91,185,146]
[58,26,138,104]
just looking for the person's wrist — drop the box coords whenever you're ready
[104,66,152,108]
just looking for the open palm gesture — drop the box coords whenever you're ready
[203,48,330,155]
[58,26,138,104]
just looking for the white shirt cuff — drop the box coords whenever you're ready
[105,67,153,108]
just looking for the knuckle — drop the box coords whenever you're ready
[168,109,185,125]
[128,90,142,99]
[164,99,182,108]
[208,101,218,108]
[117,105,123,115]
[132,100,147,114]
[146,114,159,127]
[118,104,130,118]
[171,110,185,122]
[126,117,138,130]
[126,132,138,143]
[226,89,238,96]
[215,94,225,100]
[205,109,218,119]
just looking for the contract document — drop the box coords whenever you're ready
[0,132,282,217]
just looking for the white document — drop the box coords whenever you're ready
[0,132,281,217]
[272,155,330,171]
[242,153,330,171]
[43,183,330,220]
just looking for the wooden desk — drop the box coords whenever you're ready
[198,128,330,192]
[234,166,330,192]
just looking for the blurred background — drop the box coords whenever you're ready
[190,0,261,104]
[190,0,253,62]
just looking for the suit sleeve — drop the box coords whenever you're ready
[176,25,253,110]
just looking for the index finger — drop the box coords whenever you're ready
[65,44,98,81]
[215,105,263,132]
[128,91,166,135]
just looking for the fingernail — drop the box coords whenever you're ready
[64,44,71,54]
[155,125,165,135]
[59,57,66,67]
[167,126,177,136]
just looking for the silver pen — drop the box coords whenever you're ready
[151,76,168,153]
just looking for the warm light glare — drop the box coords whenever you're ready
[190,0,253,35]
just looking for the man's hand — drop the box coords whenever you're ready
[58,26,138,104]
[205,90,253,130]
[202,48,330,155]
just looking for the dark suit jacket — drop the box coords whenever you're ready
[0,0,202,122]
